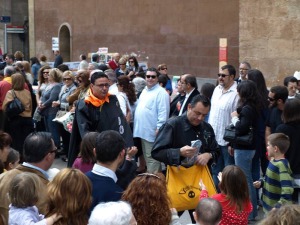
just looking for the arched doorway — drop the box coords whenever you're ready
[58,24,71,62]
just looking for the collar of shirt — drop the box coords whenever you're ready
[185,88,195,98]
[219,81,237,94]
[145,83,159,91]
[92,163,118,183]
[22,162,49,180]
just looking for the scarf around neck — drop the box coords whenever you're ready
[84,88,110,107]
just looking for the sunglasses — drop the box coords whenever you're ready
[43,71,49,74]
[63,78,72,81]
[129,61,134,63]
[146,75,157,79]
[218,73,230,78]
[161,67,167,70]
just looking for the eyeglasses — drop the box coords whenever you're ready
[63,78,72,81]
[146,75,157,79]
[43,71,49,74]
[218,73,230,78]
[94,83,110,88]
[239,68,249,71]
[119,63,126,65]
[129,61,134,63]
[268,97,276,102]
[49,147,58,154]
[161,67,167,70]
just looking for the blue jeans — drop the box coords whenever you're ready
[212,145,235,192]
[44,113,61,148]
[234,149,257,220]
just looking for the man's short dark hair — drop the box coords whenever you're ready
[57,64,69,72]
[23,132,53,163]
[185,74,198,89]
[92,53,99,63]
[283,76,298,87]
[190,94,211,108]
[81,54,87,60]
[270,85,288,103]
[95,130,125,163]
[146,67,159,76]
[221,64,236,78]
[158,74,168,88]
[6,54,15,62]
[91,71,108,84]
[195,198,222,225]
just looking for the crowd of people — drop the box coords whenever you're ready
[0,50,300,225]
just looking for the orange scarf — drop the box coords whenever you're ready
[84,88,110,107]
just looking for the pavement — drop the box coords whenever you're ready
[51,157,263,224]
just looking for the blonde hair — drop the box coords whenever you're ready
[48,68,62,83]
[259,204,300,225]
[46,168,92,225]
[9,172,42,208]
[62,70,74,81]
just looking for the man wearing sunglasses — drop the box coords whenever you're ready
[208,64,239,190]
[134,67,170,173]
[265,85,288,140]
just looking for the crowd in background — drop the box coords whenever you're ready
[0,50,300,225]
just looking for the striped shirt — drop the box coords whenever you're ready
[261,159,294,213]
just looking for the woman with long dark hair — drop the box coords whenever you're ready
[247,69,270,184]
[116,75,137,123]
[230,80,259,220]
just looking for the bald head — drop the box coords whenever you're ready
[194,198,222,225]
[181,74,198,93]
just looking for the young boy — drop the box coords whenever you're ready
[253,133,294,213]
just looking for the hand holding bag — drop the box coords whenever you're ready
[166,165,216,211]
[5,90,25,119]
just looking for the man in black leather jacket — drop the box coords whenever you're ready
[152,94,220,170]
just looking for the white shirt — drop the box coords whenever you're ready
[92,163,118,182]
[208,82,239,146]
[178,88,195,116]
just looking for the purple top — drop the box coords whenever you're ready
[72,157,93,173]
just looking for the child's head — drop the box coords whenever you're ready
[79,132,98,164]
[47,168,92,224]
[193,198,222,225]
[4,148,20,171]
[259,204,300,225]
[219,165,249,212]
[9,172,41,208]
[267,133,290,157]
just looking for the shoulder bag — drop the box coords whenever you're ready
[223,123,253,145]
[5,90,25,119]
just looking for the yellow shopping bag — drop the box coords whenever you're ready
[166,165,216,211]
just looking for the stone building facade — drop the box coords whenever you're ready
[1,0,300,86]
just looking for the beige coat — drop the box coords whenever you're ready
[2,89,32,117]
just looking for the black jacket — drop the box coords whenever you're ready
[68,95,134,167]
[152,113,220,169]
[232,104,257,150]
[179,89,200,115]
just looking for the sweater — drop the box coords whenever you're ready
[85,171,123,212]
[261,159,294,213]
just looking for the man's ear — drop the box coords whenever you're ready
[93,148,97,157]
